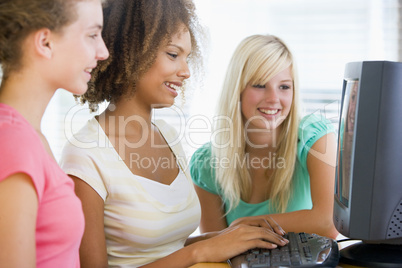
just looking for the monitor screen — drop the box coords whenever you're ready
[336,79,358,207]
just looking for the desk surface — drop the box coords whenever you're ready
[190,264,228,268]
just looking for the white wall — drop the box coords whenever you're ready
[38,0,399,161]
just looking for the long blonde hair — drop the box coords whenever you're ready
[212,34,300,213]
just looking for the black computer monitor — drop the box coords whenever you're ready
[334,61,402,267]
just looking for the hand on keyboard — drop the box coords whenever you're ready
[195,224,289,263]
[229,215,286,237]
[228,232,339,268]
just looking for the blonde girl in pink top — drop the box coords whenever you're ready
[0,0,109,267]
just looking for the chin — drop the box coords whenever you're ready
[68,85,89,96]
[153,103,174,109]
[153,98,175,108]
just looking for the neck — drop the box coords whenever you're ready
[245,125,282,155]
[98,96,154,137]
[0,72,55,131]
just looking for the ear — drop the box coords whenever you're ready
[33,28,54,59]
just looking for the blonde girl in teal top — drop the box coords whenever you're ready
[189,34,339,239]
[191,115,335,225]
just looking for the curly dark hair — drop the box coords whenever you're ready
[0,0,98,81]
[77,0,205,112]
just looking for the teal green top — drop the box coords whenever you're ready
[189,114,336,226]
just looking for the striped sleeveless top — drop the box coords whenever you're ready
[60,118,201,267]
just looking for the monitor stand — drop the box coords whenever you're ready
[340,242,402,267]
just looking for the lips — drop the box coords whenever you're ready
[164,82,181,97]
[258,108,280,115]
[164,82,182,91]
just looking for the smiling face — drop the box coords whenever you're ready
[241,67,294,134]
[134,25,192,108]
[50,0,109,95]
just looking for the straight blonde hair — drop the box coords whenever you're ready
[212,34,300,213]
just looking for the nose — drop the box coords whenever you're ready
[265,86,279,102]
[97,38,109,61]
[178,60,191,80]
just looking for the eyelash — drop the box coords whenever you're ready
[252,84,291,90]
[167,52,178,59]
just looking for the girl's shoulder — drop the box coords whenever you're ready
[298,114,336,142]
[190,142,212,166]
[153,119,178,140]
[297,114,336,160]
[189,142,220,194]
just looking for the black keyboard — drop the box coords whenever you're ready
[228,232,339,268]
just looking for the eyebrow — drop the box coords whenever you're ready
[167,43,184,52]
[88,24,103,30]
[166,43,192,57]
